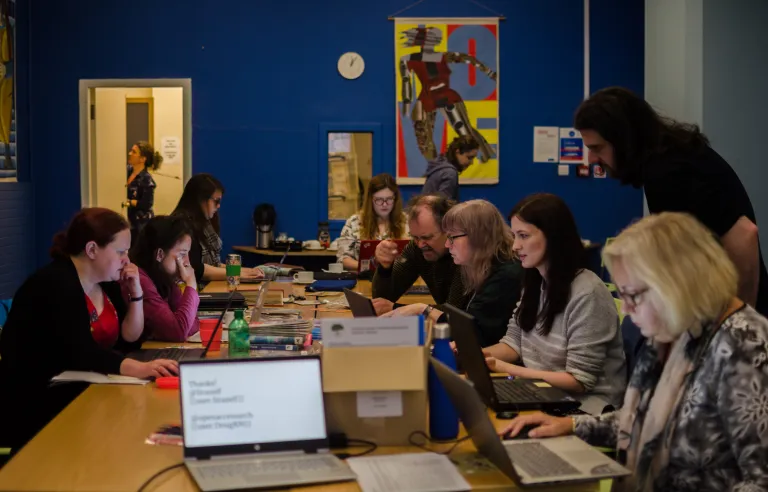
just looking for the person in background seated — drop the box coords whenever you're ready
[0,208,178,451]
[172,173,264,283]
[499,212,768,491]
[124,141,162,246]
[383,199,523,347]
[421,135,479,201]
[484,193,626,414]
[128,215,200,342]
[337,173,409,272]
[372,194,469,316]
[575,86,768,316]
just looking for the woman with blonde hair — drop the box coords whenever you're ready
[499,212,768,491]
[337,173,408,272]
[383,199,522,346]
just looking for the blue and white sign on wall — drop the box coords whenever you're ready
[559,128,585,163]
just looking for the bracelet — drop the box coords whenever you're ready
[571,416,577,434]
[129,294,144,302]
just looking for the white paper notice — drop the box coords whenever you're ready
[533,126,559,163]
[357,391,403,418]
[161,136,181,164]
[558,164,570,176]
[347,453,470,492]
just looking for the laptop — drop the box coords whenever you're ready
[358,239,410,274]
[443,304,581,413]
[178,356,357,491]
[343,288,377,317]
[430,357,630,486]
[241,247,291,284]
[127,290,235,362]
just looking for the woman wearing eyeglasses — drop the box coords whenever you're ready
[381,199,522,347]
[498,212,768,491]
[483,193,626,415]
[337,173,409,272]
[171,174,264,283]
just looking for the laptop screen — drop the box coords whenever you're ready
[180,358,327,449]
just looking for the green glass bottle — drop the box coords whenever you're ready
[228,309,250,358]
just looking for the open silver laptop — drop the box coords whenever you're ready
[430,357,630,486]
[179,356,357,491]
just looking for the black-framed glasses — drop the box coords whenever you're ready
[617,287,649,308]
[373,196,395,206]
[447,233,467,245]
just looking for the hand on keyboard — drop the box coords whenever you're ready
[496,411,574,440]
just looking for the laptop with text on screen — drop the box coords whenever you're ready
[179,357,356,491]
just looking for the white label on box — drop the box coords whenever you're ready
[356,391,403,418]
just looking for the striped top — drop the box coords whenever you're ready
[371,241,469,309]
[501,269,627,414]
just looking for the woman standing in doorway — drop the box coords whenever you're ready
[125,141,163,245]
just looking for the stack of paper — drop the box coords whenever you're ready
[347,453,470,492]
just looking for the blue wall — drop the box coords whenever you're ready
[21,0,644,267]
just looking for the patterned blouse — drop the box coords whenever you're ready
[126,167,156,231]
[336,213,409,263]
[574,305,768,491]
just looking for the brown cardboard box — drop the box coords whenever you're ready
[321,343,429,446]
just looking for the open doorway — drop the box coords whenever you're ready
[78,79,192,218]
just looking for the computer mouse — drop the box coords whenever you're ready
[502,424,538,440]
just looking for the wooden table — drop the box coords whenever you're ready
[234,246,338,258]
[0,281,600,492]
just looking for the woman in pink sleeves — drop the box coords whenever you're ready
[126,215,200,342]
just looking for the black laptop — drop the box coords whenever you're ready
[443,304,581,413]
[343,288,377,317]
[127,291,235,362]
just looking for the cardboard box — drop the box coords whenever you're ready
[321,343,429,446]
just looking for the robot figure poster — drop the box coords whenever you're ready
[395,18,499,185]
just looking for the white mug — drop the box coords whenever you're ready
[328,263,343,273]
[294,271,314,282]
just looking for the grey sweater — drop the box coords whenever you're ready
[500,269,627,414]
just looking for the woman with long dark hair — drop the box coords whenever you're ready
[172,173,263,282]
[483,193,626,414]
[125,141,163,243]
[128,215,200,342]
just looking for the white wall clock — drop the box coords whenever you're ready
[338,52,365,80]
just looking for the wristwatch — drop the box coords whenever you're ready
[422,305,434,318]
[129,292,144,302]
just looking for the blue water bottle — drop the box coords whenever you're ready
[428,323,459,440]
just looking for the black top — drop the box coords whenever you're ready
[0,259,137,449]
[126,166,156,231]
[372,241,470,311]
[642,145,768,316]
[462,259,523,347]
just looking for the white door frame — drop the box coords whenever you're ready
[78,78,192,208]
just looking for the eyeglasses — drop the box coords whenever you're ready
[410,233,437,243]
[617,287,649,308]
[211,197,222,205]
[373,196,395,206]
[447,233,467,245]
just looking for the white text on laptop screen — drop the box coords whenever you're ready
[180,359,327,448]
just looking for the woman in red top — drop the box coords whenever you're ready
[127,216,200,342]
[0,208,178,450]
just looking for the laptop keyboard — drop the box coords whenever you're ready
[141,347,203,361]
[506,442,580,478]
[493,379,543,402]
[196,455,341,480]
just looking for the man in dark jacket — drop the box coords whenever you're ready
[421,135,479,201]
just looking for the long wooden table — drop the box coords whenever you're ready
[0,281,600,492]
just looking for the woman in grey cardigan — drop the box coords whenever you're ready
[484,193,626,415]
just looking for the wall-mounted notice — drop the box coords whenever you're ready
[161,136,181,165]
[533,126,559,163]
[559,128,585,163]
